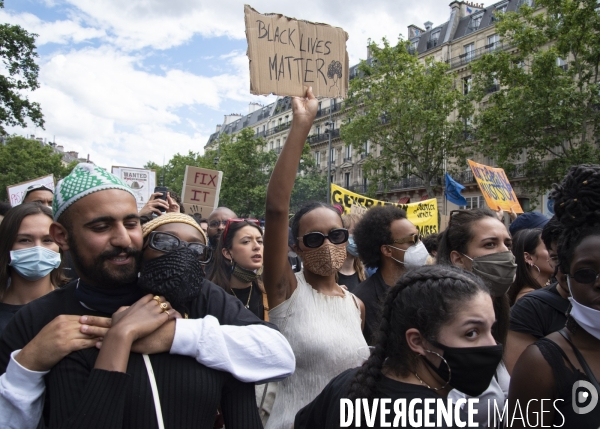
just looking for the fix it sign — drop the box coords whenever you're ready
[181,166,223,216]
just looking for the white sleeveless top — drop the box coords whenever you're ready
[266,271,367,429]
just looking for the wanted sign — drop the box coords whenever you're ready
[244,5,349,98]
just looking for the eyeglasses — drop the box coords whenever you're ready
[571,268,600,285]
[148,231,212,263]
[208,220,228,229]
[298,228,349,248]
[392,233,421,246]
[222,218,260,243]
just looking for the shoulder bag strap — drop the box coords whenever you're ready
[143,354,165,429]
[558,329,600,393]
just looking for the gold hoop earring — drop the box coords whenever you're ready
[413,350,451,391]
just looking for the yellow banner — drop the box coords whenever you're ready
[468,160,523,213]
[330,184,439,236]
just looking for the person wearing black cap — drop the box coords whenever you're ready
[22,184,54,207]
[509,211,549,236]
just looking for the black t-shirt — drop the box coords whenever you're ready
[295,368,466,429]
[230,283,264,320]
[353,271,390,345]
[510,283,569,338]
[0,302,23,337]
[338,272,361,293]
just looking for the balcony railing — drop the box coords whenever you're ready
[275,147,282,154]
[349,184,368,194]
[343,156,352,162]
[447,42,511,69]
[316,102,344,118]
[306,128,340,145]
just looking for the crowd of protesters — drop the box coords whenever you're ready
[0,87,598,428]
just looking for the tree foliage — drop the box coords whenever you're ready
[0,135,75,201]
[145,151,215,196]
[470,0,600,193]
[341,38,473,198]
[0,1,44,133]
[144,128,326,218]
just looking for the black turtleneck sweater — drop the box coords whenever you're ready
[0,279,266,429]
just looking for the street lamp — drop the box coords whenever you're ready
[324,99,334,202]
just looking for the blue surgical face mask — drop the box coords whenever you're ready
[9,246,61,281]
[346,236,359,258]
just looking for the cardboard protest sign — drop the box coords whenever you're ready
[7,175,55,207]
[111,166,156,211]
[331,184,439,236]
[350,204,367,216]
[181,166,223,218]
[244,4,349,98]
[467,160,523,213]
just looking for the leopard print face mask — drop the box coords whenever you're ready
[301,241,347,277]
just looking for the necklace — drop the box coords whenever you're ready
[231,283,253,308]
[413,372,445,391]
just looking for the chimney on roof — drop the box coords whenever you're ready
[216,124,222,133]
[223,113,243,125]
[56,145,64,152]
[248,102,262,114]
[424,21,433,31]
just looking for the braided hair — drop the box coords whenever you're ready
[551,164,600,275]
[346,265,488,401]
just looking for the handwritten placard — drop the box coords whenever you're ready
[7,175,55,207]
[111,166,156,211]
[331,184,439,236]
[244,4,349,98]
[468,160,524,213]
[181,166,223,217]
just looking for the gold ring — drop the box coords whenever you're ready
[164,309,170,316]
[160,302,168,311]
[153,296,161,304]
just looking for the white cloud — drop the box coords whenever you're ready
[22,46,268,168]
[7,0,455,170]
[59,0,450,62]
[0,10,104,45]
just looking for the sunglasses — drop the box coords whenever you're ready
[208,220,228,229]
[222,218,260,243]
[298,228,349,248]
[392,233,421,246]
[148,231,212,263]
[571,268,600,285]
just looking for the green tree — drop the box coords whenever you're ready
[0,135,74,201]
[290,143,327,213]
[145,151,215,196]
[214,128,277,217]
[470,0,600,193]
[0,1,44,133]
[341,38,473,199]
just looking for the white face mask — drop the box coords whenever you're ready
[567,275,600,341]
[389,241,430,267]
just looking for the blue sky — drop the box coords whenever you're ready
[4,0,448,169]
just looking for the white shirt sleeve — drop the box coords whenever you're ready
[170,316,295,383]
[0,349,48,429]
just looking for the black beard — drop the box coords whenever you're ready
[68,236,142,289]
[138,247,205,311]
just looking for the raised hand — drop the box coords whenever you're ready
[139,192,169,217]
[291,86,318,128]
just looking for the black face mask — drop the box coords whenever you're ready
[138,247,205,311]
[423,340,504,397]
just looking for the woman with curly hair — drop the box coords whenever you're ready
[509,164,600,427]
[294,265,502,428]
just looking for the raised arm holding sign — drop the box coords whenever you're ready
[468,160,523,213]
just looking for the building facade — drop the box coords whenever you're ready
[205,0,553,217]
